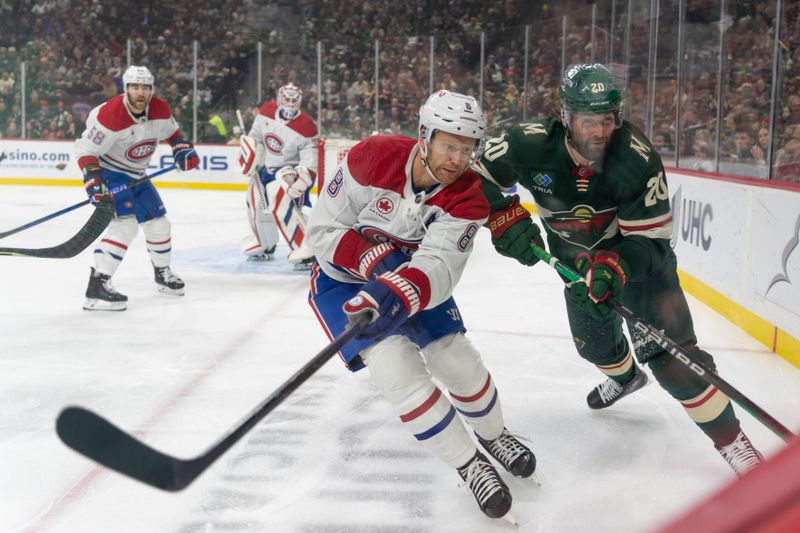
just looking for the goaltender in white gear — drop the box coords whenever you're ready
[238,84,318,266]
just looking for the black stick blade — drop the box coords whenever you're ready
[56,406,186,491]
[0,197,114,258]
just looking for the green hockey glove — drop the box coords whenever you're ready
[567,250,629,318]
[486,195,543,266]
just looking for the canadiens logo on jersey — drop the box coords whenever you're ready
[264,133,284,155]
[542,204,618,250]
[125,139,157,161]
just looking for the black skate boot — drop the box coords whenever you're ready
[83,267,127,311]
[457,451,513,519]
[477,428,536,478]
[715,430,763,477]
[154,265,185,295]
[587,364,649,409]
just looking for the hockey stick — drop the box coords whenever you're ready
[529,243,795,442]
[0,165,176,240]
[0,195,115,258]
[56,314,371,491]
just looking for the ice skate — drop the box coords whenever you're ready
[154,265,185,295]
[83,267,127,311]
[715,430,763,477]
[288,242,314,270]
[247,244,276,262]
[587,364,649,409]
[477,428,536,478]
[457,451,513,520]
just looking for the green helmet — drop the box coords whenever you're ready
[560,64,623,127]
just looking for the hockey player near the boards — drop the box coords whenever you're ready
[306,90,536,521]
[238,83,318,268]
[475,63,762,476]
[75,65,199,311]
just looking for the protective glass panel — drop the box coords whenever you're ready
[677,0,722,173]
[772,2,800,183]
[482,25,527,137]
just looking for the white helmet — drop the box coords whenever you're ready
[122,65,155,92]
[418,90,487,159]
[277,83,302,120]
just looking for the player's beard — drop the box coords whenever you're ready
[571,133,610,162]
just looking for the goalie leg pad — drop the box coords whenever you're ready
[141,216,172,268]
[362,335,476,468]
[94,215,138,276]
[269,180,309,253]
[242,175,279,256]
[424,332,504,441]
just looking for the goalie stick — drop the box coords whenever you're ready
[0,165,176,240]
[530,243,795,442]
[56,314,371,491]
[0,195,115,258]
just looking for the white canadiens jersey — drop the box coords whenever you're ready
[75,95,181,177]
[249,101,318,176]
[307,135,489,311]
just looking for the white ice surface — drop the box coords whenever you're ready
[1,185,798,533]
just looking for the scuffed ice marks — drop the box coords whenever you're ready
[175,373,437,532]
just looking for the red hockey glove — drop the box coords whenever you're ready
[83,164,109,204]
[357,242,410,280]
[343,272,420,340]
[170,137,199,171]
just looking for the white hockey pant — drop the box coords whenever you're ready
[93,216,138,276]
[141,216,172,268]
[362,333,504,468]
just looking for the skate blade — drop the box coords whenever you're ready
[83,298,127,311]
[247,254,274,262]
[529,472,542,487]
[157,286,186,296]
[501,510,519,527]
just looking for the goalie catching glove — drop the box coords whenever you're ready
[487,194,543,266]
[276,165,314,199]
[567,250,629,319]
[343,272,421,340]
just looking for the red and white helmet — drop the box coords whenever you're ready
[277,83,302,120]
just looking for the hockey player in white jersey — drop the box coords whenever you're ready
[238,83,318,268]
[306,91,535,521]
[75,65,199,311]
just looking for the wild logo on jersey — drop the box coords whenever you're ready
[542,204,617,250]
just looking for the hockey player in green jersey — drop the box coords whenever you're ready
[475,63,762,476]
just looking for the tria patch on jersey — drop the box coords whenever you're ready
[531,172,553,194]
[542,204,618,250]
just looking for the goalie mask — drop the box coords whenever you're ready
[559,63,623,134]
[277,84,302,121]
[122,65,155,112]
[418,90,486,184]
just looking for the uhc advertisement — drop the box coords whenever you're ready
[668,171,800,344]
[0,139,243,186]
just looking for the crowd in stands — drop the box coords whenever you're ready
[1,0,799,182]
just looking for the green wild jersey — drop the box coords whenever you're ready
[475,117,674,281]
